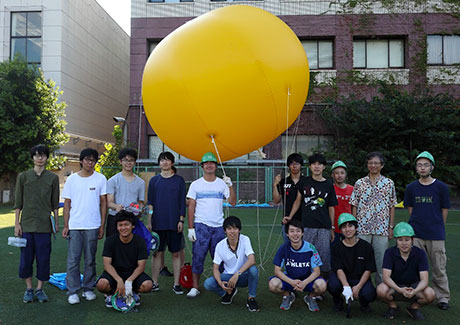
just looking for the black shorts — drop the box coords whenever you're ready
[156,230,183,253]
[97,271,152,294]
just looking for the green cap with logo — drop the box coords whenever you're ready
[415,151,435,166]
[337,213,357,228]
[331,160,347,171]
[201,152,218,164]
[393,222,415,238]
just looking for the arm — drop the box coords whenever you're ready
[226,254,256,288]
[297,266,321,291]
[407,207,413,215]
[98,195,107,239]
[442,208,448,225]
[107,194,123,212]
[103,256,125,296]
[126,259,147,283]
[188,199,196,229]
[329,206,335,242]
[14,174,23,236]
[146,204,153,232]
[62,198,71,239]
[274,265,299,288]
[412,271,429,295]
[388,206,395,240]
[382,268,402,294]
[177,178,186,233]
[14,209,22,236]
[272,174,282,204]
[352,270,371,297]
[227,185,236,206]
[284,192,301,224]
[212,263,232,294]
[336,269,350,287]
[351,205,357,217]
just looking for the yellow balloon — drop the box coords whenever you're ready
[142,5,309,162]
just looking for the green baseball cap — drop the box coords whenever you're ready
[331,160,347,171]
[415,151,435,166]
[393,222,415,238]
[338,213,357,228]
[201,152,217,163]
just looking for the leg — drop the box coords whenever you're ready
[357,279,377,307]
[172,251,181,286]
[191,223,212,289]
[312,278,327,295]
[19,233,35,289]
[35,233,52,286]
[372,235,388,285]
[152,251,163,285]
[204,274,231,297]
[82,229,99,292]
[245,265,259,298]
[66,230,84,295]
[96,278,112,294]
[133,273,154,293]
[268,277,288,295]
[327,272,344,306]
[376,282,397,308]
[425,240,450,304]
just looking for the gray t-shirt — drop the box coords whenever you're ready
[107,172,145,215]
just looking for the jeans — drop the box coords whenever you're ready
[204,265,259,298]
[66,229,99,295]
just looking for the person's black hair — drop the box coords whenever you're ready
[30,144,49,159]
[308,153,327,165]
[367,151,385,165]
[223,216,242,231]
[114,210,136,226]
[285,219,304,234]
[287,153,304,166]
[158,151,175,164]
[339,221,358,230]
[119,147,138,161]
[79,148,99,162]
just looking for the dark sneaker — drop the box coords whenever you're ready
[246,297,260,312]
[172,285,184,295]
[105,295,112,308]
[221,288,238,305]
[407,307,425,320]
[313,295,325,303]
[438,302,449,310]
[384,306,399,320]
[304,295,320,312]
[280,292,295,310]
[23,289,34,303]
[160,267,173,277]
[151,283,160,292]
[35,289,48,303]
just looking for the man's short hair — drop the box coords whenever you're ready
[285,219,304,234]
[114,210,136,226]
[79,148,98,162]
[119,147,138,161]
[287,153,303,166]
[224,216,242,231]
[339,221,358,230]
[30,144,49,159]
[367,151,385,165]
[308,153,327,165]
[157,151,175,164]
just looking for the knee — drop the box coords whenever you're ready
[248,265,259,278]
[314,278,327,294]
[172,252,180,258]
[203,277,216,291]
[139,280,153,293]
[424,287,436,304]
[96,279,111,293]
[268,278,282,293]
[376,283,389,299]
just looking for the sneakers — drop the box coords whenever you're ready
[407,306,425,320]
[160,267,173,277]
[105,295,112,308]
[313,295,325,302]
[384,306,399,320]
[438,302,449,310]
[82,291,96,301]
[221,288,238,305]
[68,293,80,305]
[23,289,34,303]
[133,293,141,306]
[35,289,48,303]
[151,283,160,292]
[280,292,295,310]
[247,297,260,312]
[186,288,200,298]
[304,294,320,312]
[172,285,184,295]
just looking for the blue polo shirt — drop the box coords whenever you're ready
[382,246,429,286]
[273,240,322,280]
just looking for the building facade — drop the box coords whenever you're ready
[129,0,460,162]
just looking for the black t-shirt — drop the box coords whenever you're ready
[277,175,305,221]
[102,234,148,275]
[331,238,376,280]
[297,176,338,229]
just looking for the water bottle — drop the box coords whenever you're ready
[8,237,27,247]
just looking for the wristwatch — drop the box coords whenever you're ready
[389,225,395,229]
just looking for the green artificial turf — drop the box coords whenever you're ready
[1,207,459,324]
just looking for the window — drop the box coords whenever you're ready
[301,40,333,69]
[149,136,181,161]
[148,0,194,3]
[353,39,404,68]
[427,35,460,65]
[10,12,42,65]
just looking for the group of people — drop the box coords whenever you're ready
[13,145,451,319]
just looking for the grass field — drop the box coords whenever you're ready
[0,205,459,324]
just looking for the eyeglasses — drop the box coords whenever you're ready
[122,159,135,163]
[159,158,171,163]
[33,154,47,159]
[367,161,381,166]
[416,163,431,168]
[83,157,96,163]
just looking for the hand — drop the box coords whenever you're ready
[221,281,233,294]
[401,287,415,299]
[98,226,105,239]
[351,285,360,299]
[62,226,69,239]
[14,224,22,237]
[342,286,353,303]
[330,229,335,243]
[227,273,239,288]
[115,204,123,212]
[282,216,291,225]
[388,227,394,240]
[177,221,184,233]
[125,280,133,296]
[295,280,307,292]
[116,279,125,297]
[223,176,233,187]
[274,174,281,186]
[147,223,152,232]
[188,228,196,242]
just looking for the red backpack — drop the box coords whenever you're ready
[179,263,193,288]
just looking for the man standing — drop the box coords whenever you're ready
[203,216,259,312]
[331,160,354,246]
[106,148,145,237]
[147,151,186,294]
[404,151,451,310]
[186,152,236,298]
[14,144,60,303]
[287,153,337,274]
[350,151,397,284]
[62,148,107,304]
[328,213,376,313]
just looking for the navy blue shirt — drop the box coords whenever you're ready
[382,246,429,286]
[147,174,186,231]
[404,179,450,240]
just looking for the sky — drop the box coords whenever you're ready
[95,0,131,35]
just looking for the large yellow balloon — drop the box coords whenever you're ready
[142,5,309,162]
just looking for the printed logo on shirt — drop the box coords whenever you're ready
[302,186,328,211]
[196,191,225,200]
[415,196,433,204]
[89,187,96,191]
[357,256,365,260]
[286,258,310,268]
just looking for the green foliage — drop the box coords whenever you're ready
[95,125,123,179]
[320,82,460,199]
[0,57,68,177]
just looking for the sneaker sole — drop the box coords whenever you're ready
[280,294,295,310]
[173,288,184,295]
[23,299,33,303]
[246,304,260,312]
[186,292,200,299]
[304,298,319,312]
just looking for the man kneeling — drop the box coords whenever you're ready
[204,216,260,312]
[269,219,326,312]
[377,222,435,321]
[96,211,153,307]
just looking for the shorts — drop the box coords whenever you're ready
[269,275,325,293]
[156,230,183,253]
[97,271,152,294]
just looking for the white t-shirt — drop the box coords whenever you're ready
[106,172,145,216]
[213,234,255,275]
[62,171,107,230]
[186,177,229,227]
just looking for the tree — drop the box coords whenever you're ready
[0,58,68,194]
[95,125,123,179]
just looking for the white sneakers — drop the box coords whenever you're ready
[186,288,200,298]
[82,291,97,301]
[68,291,96,304]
